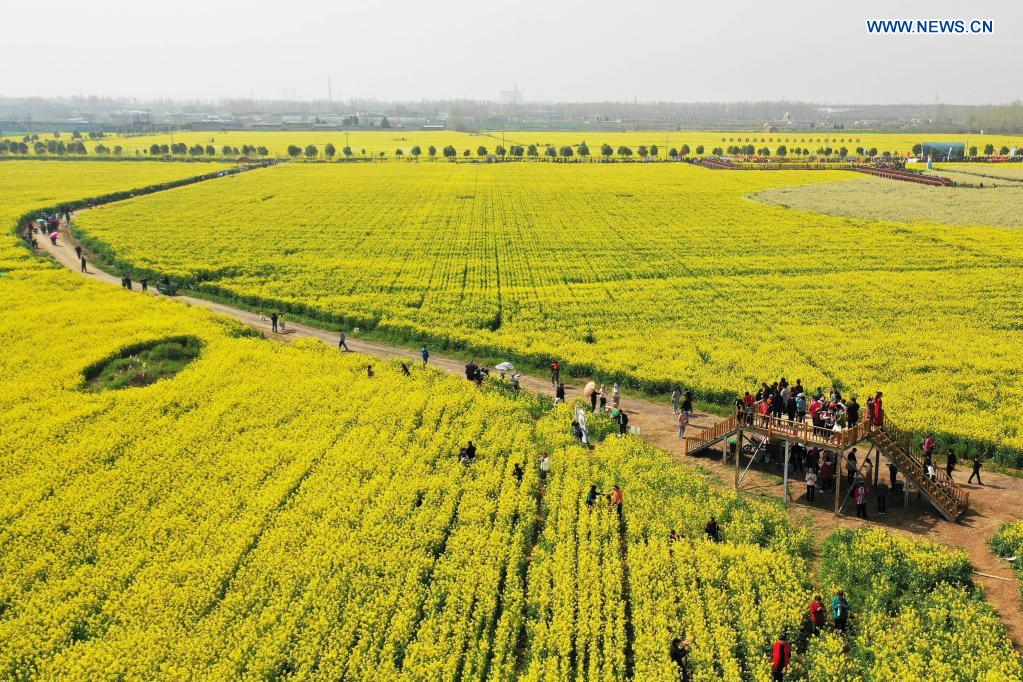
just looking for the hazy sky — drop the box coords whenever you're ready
[4,0,1021,104]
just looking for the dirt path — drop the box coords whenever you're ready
[38,215,1023,647]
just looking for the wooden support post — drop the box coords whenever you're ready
[874,449,881,487]
[904,479,911,508]
[735,429,742,489]
[834,450,842,515]
[783,441,790,503]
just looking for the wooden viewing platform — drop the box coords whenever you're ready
[684,409,969,522]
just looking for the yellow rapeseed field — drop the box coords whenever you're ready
[73,162,1023,460]
[3,161,1021,679]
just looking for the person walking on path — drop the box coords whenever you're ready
[832,591,850,632]
[80,256,87,273]
[809,596,827,635]
[616,409,629,437]
[589,385,598,412]
[969,456,983,485]
[681,390,693,416]
[555,382,566,404]
[338,330,350,351]
[75,245,82,259]
[671,388,681,414]
[805,469,818,502]
[420,346,429,366]
[770,634,791,681]
[945,450,957,480]
[539,452,551,483]
[677,411,689,439]
[612,382,620,408]
[550,359,560,386]
[141,278,148,292]
[599,384,607,412]
[609,411,626,437]
[270,312,279,333]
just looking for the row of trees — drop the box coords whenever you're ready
[283,142,713,161]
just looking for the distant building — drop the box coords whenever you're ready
[500,85,523,106]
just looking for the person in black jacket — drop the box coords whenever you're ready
[847,397,860,426]
[669,636,691,682]
[617,409,629,436]
[705,516,720,542]
[555,383,566,404]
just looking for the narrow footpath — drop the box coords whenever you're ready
[37,214,1023,647]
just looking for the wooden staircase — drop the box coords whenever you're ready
[868,415,968,522]
[684,408,968,522]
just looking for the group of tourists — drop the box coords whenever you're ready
[463,359,490,387]
[669,592,852,680]
[119,274,147,291]
[585,483,624,516]
[260,311,287,334]
[736,379,886,441]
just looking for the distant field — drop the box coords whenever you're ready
[73,162,1023,456]
[921,162,1023,185]
[7,129,1023,159]
[0,160,218,273]
[487,130,1023,158]
[756,174,1023,230]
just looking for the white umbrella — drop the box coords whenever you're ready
[583,381,597,397]
[495,361,515,371]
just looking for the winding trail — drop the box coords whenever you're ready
[37,210,1023,648]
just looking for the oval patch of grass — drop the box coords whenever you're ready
[82,336,202,392]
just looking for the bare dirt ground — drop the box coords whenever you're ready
[39,216,1023,648]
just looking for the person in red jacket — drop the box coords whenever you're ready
[808,595,827,635]
[771,633,791,681]
[872,391,884,426]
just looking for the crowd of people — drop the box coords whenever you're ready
[734,380,886,443]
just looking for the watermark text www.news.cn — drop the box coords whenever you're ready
[866,19,993,34]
